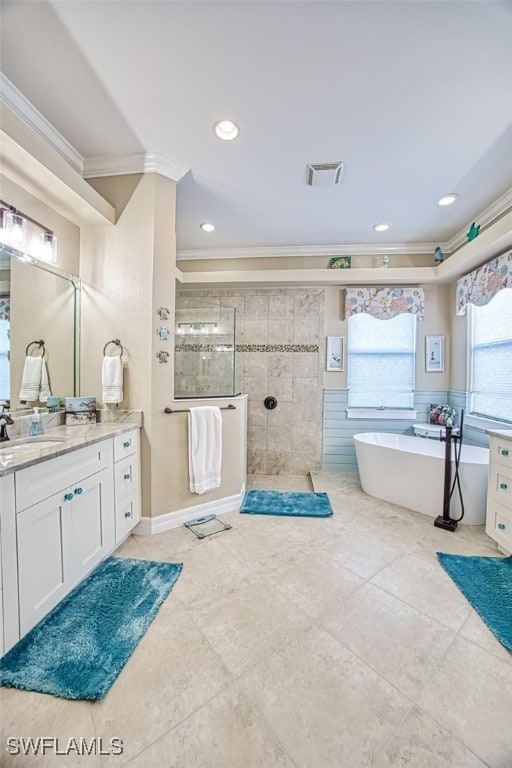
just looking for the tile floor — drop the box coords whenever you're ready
[1,472,511,767]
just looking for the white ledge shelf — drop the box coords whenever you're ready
[177,266,439,287]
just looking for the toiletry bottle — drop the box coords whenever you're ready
[30,407,44,436]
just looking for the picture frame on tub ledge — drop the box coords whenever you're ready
[425,335,444,372]
[326,336,344,371]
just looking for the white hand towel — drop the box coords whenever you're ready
[19,356,52,402]
[102,356,123,404]
[39,358,51,403]
[188,406,222,494]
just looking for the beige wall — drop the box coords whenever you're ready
[449,279,468,392]
[81,173,247,517]
[179,252,434,272]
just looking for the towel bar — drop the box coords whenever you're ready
[103,339,124,357]
[25,339,45,357]
[164,404,236,414]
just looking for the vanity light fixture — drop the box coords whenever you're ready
[39,232,57,263]
[437,193,459,206]
[213,119,240,141]
[0,199,57,264]
[6,213,26,248]
[200,222,215,232]
[373,223,390,232]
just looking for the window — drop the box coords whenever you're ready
[469,288,512,422]
[347,312,416,408]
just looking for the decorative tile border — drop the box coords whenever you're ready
[175,344,234,352]
[237,344,319,352]
[176,343,319,353]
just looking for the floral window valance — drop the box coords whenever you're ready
[345,287,425,320]
[456,249,512,315]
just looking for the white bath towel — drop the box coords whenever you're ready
[188,406,222,494]
[19,356,52,403]
[102,355,123,404]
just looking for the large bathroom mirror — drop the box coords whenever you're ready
[0,245,80,411]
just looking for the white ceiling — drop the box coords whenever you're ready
[1,0,511,258]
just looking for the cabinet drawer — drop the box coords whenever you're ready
[115,491,141,543]
[490,437,512,471]
[114,454,140,501]
[486,498,512,550]
[489,463,512,510]
[114,429,139,463]
[15,440,113,512]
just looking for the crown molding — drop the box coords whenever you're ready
[176,242,435,261]
[445,186,512,256]
[83,152,190,182]
[0,73,84,175]
[0,74,189,184]
[177,188,512,261]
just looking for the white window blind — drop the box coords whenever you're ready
[470,288,512,422]
[348,313,416,408]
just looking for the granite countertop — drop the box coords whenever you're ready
[0,421,141,476]
[485,428,512,440]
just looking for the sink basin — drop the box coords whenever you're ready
[0,436,66,457]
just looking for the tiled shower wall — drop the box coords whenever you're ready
[176,287,325,475]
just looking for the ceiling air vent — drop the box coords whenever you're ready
[306,162,344,187]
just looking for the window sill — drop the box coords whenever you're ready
[346,409,418,420]
[464,414,512,432]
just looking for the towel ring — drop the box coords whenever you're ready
[103,339,124,357]
[25,339,45,357]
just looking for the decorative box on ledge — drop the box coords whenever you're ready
[65,396,97,425]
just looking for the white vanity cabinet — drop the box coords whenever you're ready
[0,426,141,654]
[0,473,16,655]
[15,441,115,636]
[113,429,141,543]
[486,434,512,554]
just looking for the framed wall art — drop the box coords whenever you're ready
[425,335,444,372]
[326,336,344,371]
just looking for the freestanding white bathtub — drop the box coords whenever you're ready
[354,432,489,525]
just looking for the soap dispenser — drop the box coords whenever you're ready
[30,407,44,436]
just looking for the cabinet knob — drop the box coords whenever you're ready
[500,449,509,457]
[499,482,508,490]
[123,440,131,449]
[498,523,506,530]
[124,511,132,519]
[64,492,73,502]
[124,473,131,481]
[74,487,83,495]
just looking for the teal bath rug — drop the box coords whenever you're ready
[437,553,512,653]
[240,489,333,518]
[0,556,183,700]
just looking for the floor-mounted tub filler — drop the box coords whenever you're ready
[354,432,489,525]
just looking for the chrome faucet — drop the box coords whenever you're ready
[0,412,14,442]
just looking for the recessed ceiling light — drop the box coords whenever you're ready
[200,222,215,232]
[437,193,459,206]
[373,223,390,232]
[213,119,240,141]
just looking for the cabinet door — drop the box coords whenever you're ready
[66,466,115,585]
[17,491,72,636]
